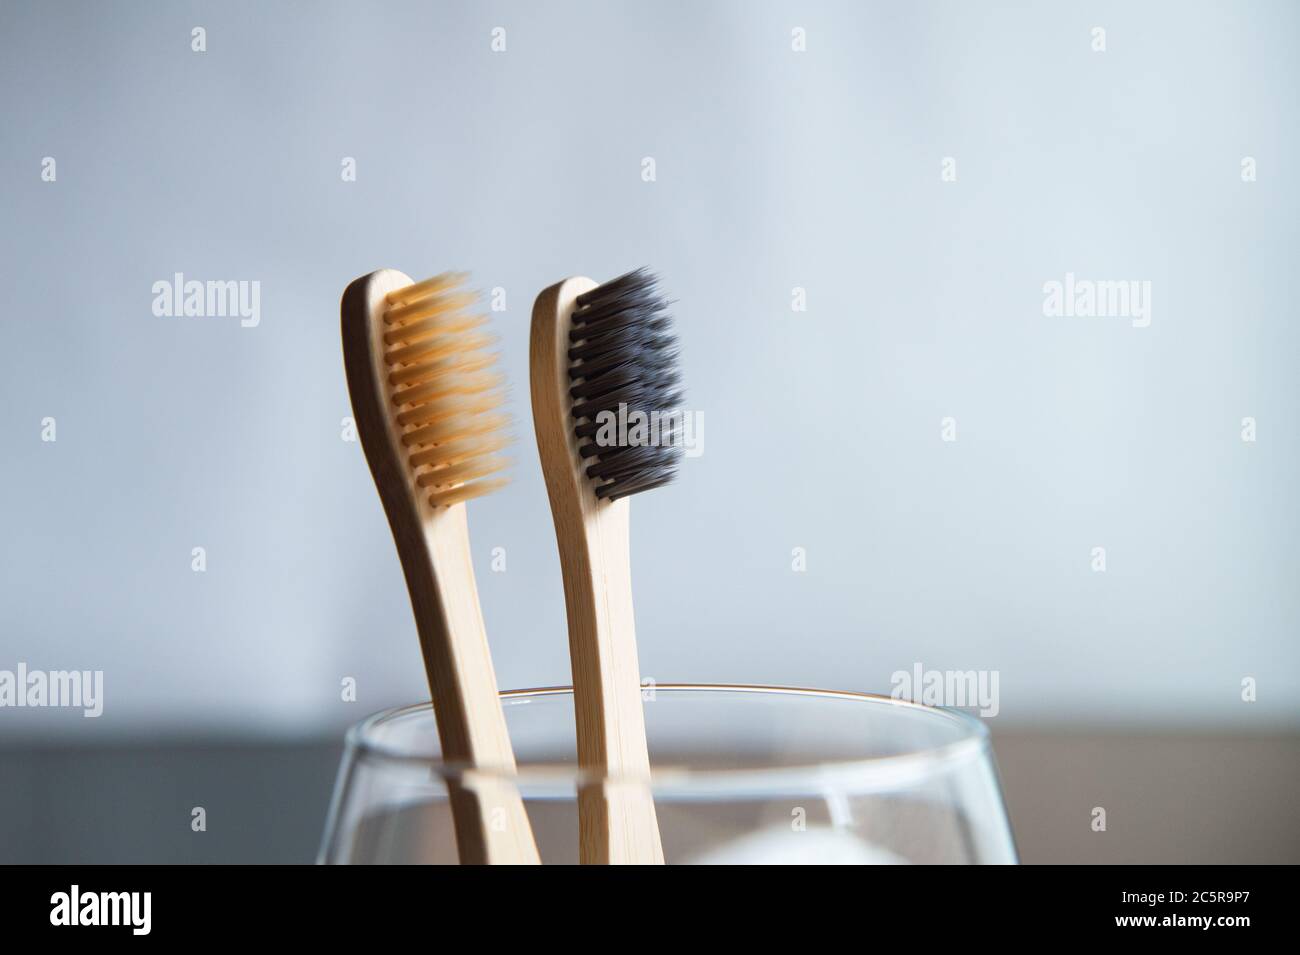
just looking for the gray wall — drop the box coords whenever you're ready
[2,0,1298,747]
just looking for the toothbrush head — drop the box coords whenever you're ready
[566,268,683,501]
[379,272,511,509]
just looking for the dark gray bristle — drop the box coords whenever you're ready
[567,268,683,501]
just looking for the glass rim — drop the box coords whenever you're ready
[344,684,993,797]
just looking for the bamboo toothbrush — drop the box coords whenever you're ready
[341,269,539,865]
[530,269,683,865]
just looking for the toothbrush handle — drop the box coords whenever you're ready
[566,499,664,864]
[415,506,540,864]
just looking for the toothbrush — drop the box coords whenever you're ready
[341,269,540,865]
[530,269,683,864]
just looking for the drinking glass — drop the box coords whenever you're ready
[319,684,1017,864]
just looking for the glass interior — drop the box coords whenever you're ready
[320,684,1018,864]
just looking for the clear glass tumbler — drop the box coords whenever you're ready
[319,684,1017,864]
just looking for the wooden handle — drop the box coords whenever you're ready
[342,269,539,865]
[530,277,664,865]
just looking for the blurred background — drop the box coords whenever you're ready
[1,0,1297,863]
